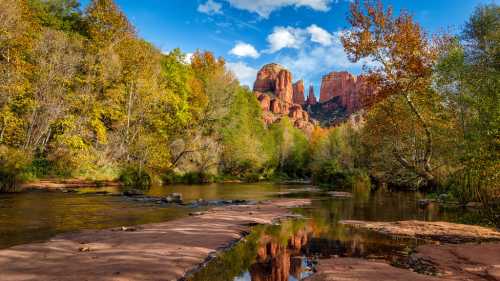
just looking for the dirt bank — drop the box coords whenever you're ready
[0,199,310,281]
[20,179,121,191]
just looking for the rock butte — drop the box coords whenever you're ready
[253,64,375,130]
[253,63,316,134]
[292,80,305,105]
[306,85,317,106]
[319,71,374,114]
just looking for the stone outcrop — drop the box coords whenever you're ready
[254,65,375,129]
[254,63,293,104]
[306,85,317,105]
[319,71,373,114]
[253,64,316,134]
[292,80,305,105]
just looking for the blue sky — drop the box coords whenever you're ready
[81,0,495,94]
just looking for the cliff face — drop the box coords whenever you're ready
[253,64,316,134]
[253,64,373,129]
[253,63,293,104]
[292,80,305,105]
[306,85,317,105]
[318,71,375,115]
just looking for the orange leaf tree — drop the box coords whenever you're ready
[341,0,441,189]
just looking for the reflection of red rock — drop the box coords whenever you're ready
[293,80,305,105]
[250,230,310,281]
[319,71,374,114]
[253,63,317,134]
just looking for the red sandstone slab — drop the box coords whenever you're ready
[0,199,310,281]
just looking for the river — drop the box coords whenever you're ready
[0,182,472,280]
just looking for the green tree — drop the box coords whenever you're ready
[28,0,83,32]
[435,4,499,225]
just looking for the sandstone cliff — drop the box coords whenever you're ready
[253,63,293,104]
[253,64,374,129]
[292,80,305,105]
[305,85,317,106]
[320,71,375,114]
[253,64,316,134]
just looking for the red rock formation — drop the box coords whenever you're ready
[256,92,271,111]
[320,71,373,114]
[320,71,356,103]
[292,80,305,105]
[254,63,293,104]
[253,63,317,134]
[306,85,317,105]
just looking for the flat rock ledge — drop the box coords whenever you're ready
[305,242,500,281]
[305,258,443,281]
[339,220,500,243]
[0,199,310,281]
[306,220,500,281]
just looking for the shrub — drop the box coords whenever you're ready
[0,146,32,192]
[119,166,151,189]
[162,171,216,184]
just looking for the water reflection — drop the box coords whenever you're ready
[188,221,314,281]
[76,183,313,202]
[0,184,312,249]
[188,184,471,281]
[0,191,191,248]
[188,218,422,281]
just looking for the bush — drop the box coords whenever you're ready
[119,166,151,189]
[23,158,51,179]
[162,171,216,184]
[0,146,32,192]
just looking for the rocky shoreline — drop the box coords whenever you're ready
[306,220,500,281]
[0,199,310,281]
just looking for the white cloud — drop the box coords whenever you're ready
[266,24,338,53]
[225,0,332,18]
[275,29,377,81]
[266,26,306,53]
[198,0,223,15]
[226,61,258,87]
[229,42,260,58]
[307,24,334,46]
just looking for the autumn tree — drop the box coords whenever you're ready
[342,0,442,189]
[0,0,38,147]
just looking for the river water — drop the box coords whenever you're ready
[0,183,471,280]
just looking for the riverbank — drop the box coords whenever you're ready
[306,220,500,281]
[20,179,122,191]
[17,178,313,193]
[0,199,310,281]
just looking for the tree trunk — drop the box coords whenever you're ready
[404,93,435,186]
